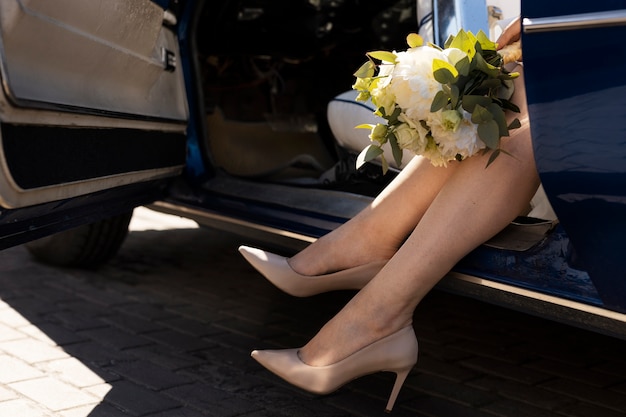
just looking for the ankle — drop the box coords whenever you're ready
[289,235,394,276]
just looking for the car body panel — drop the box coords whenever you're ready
[0,0,625,338]
[522,0,626,312]
[0,0,189,212]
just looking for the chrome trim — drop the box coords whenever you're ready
[150,201,317,244]
[523,10,626,33]
[440,272,626,339]
[0,160,183,209]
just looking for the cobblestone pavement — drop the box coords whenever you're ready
[1,207,626,417]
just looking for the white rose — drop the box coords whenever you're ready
[443,47,468,66]
[428,110,483,161]
[394,121,426,155]
[388,46,448,122]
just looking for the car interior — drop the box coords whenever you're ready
[192,0,558,251]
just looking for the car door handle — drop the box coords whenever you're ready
[523,9,626,33]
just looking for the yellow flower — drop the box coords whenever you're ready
[369,123,389,145]
[441,110,462,131]
[394,122,426,155]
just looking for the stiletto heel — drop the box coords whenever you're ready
[238,245,386,297]
[385,367,412,412]
[251,326,418,412]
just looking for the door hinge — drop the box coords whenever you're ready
[162,47,176,72]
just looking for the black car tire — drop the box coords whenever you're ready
[25,210,133,268]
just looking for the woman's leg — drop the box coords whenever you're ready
[289,156,457,276]
[298,121,540,366]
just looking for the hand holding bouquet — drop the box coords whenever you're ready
[352,29,521,173]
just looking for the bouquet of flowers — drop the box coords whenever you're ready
[352,29,521,173]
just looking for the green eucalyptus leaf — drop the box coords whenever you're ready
[485,148,501,167]
[430,90,449,112]
[367,51,397,63]
[472,104,493,124]
[461,95,491,113]
[478,78,502,90]
[474,53,500,78]
[381,154,389,175]
[388,133,404,168]
[487,103,509,136]
[434,68,455,85]
[450,85,460,108]
[354,61,375,78]
[356,144,384,169]
[500,99,521,113]
[387,106,402,124]
[476,30,497,52]
[497,79,515,100]
[508,118,522,130]
[449,30,475,59]
[444,34,455,49]
[477,120,500,149]
[406,33,424,48]
[433,59,458,84]
[455,56,471,77]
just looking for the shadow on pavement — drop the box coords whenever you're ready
[0,219,625,416]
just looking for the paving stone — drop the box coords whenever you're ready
[62,341,135,366]
[326,389,416,417]
[84,382,114,399]
[459,355,553,385]
[101,313,165,335]
[39,357,114,388]
[448,338,535,365]
[143,329,214,352]
[0,385,18,401]
[0,398,53,417]
[481,399,562,417]
[59,402,130,417]
[4,295,64,317]
[80,326,155,351]
[28,286,77,304]
[0,354,45,383]
[116,303,179,322]
[212,317,285,340]
[103,380,180,416]
[415,353,481,383]
[540,378,626,413]
[556,401,626,417]
[402,395,494,417]
[125,344,206,371]
[19,322,89,346]
[0,322,26,342]
[9,376,97,412]
[158,317,223,338]
[0,338,69,363]
[164,382,259,417]
[525,358,623,388]
[104,358,193,390]
[3,208,626,417]
[406,373,497,408]
[49,311,110,332]
[467,375,574,411]
[147,407,208,417]
[0,308,32,327]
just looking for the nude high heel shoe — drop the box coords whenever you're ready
[251,326,418,412]
[238,245,386,297]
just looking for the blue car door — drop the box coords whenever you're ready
[0,0,189,245]
[521,0,626,311]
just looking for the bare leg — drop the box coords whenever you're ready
[298,120,540,366]
[289,156,457,275]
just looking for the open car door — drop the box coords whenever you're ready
[522,1,626,312]
[0,0,188,247]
